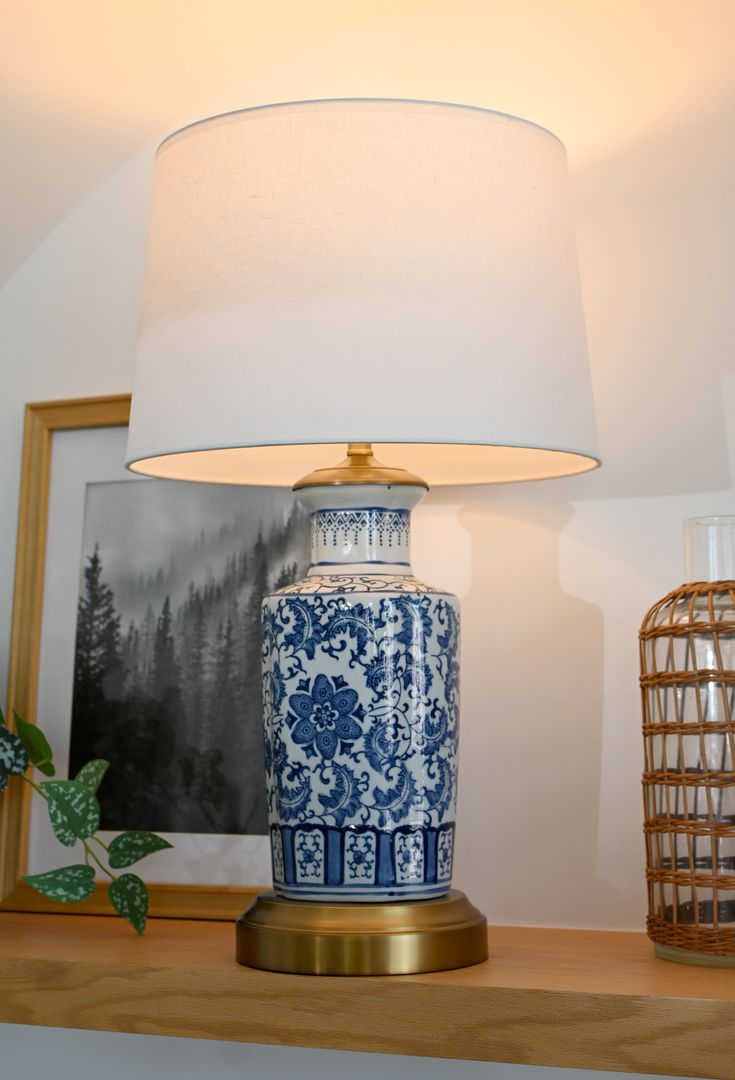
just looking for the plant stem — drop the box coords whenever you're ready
[20,774,46,798]
[92,834,109,852]
[83,840,115,881]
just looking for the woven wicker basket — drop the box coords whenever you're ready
[640,581,735,959]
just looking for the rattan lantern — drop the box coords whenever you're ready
[640,517,735,964]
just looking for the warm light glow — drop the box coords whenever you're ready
[128,443,600,487]
[5,1,735,283]
[6,1,733,157]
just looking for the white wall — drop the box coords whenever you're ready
[1,85,732,1080]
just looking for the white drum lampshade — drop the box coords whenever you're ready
[126,98,599,483]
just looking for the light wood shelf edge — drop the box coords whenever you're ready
[1,913,734,1078]
[0,880,259,920]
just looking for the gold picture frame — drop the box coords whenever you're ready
[0,395,261,920]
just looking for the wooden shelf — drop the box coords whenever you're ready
[1,913,734,1077]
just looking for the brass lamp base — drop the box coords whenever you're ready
[236,889,488,975]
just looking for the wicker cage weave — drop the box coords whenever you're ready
[640,581,735,955]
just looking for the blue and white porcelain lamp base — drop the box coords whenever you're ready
[237,446,488,974]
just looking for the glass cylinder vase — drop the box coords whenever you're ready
[640,516,735,964]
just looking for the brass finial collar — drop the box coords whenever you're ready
[293,443,428,490]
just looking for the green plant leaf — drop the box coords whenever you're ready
[42,780,101,846]
[0,767,8,792]
[108,831,172,869]
[0,725,29,776]
[24,864,96,903]
[13,712,55,777]
[75,759,109,793]
[109,873,148,934]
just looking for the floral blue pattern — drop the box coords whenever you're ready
[262,506,459,902]
[275,574,447,595]
[437,826,453,882]
[344,831,376,882]
[288,673,364,760]
[295,830,324,881]
[395,832,424,883]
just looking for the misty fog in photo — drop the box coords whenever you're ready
[69,479,309,834]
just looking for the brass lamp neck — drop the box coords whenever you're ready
[293,443,428,491]
[346,442,374,462]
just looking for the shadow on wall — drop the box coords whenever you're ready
[435,99,735,925]
[569,98,735,502]
[449,483,616,928]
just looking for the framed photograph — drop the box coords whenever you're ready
[0,395,309,919]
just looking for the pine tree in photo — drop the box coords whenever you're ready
[139,604,156,694]
[69,544,124,777]
[180,584,208,747]
[273,562,299,589]
[212,617,237,726]
[152,596,179,699]
[101,595,183,832]
[122,620,141,689]
[235,529,270,833]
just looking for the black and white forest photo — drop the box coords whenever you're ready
[68,479,309,836]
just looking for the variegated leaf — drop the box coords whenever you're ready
[0,726,29,775]
[75,759,109,793]
[42,779,101,846]
[24,864,96,903]
[13,712,55,776]
[108,831,172,869]
[109,873,148,934]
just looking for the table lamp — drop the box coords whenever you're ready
[126,99,599,974]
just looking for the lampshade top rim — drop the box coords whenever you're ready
[157,97,565,155]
